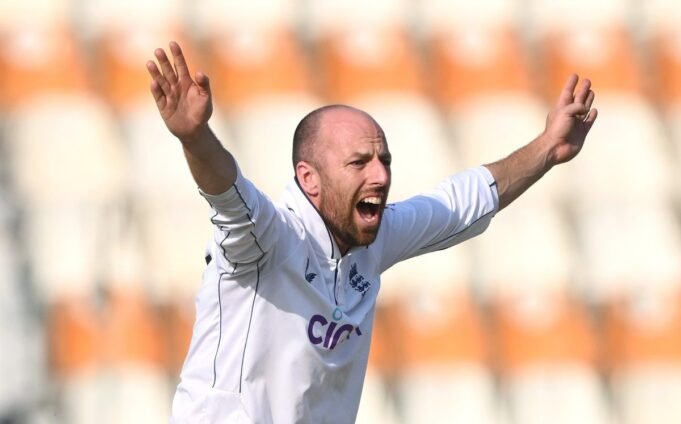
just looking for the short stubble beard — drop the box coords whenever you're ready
[318,176,381,253]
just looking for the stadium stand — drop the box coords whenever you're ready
[2,0,681,422]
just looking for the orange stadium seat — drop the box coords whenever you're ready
[48,298,103,424]
[307,0,423,102]
[192,1,321,200]
[79,0,192,112]
[418,0,532,106]
[525,0,643,99]
[201,28,311,110]
[493,293,611,424]
[494,294,597,373]
[49,298,101,378]
[540,27,644,99]
[315,28,425,103]
[0,28,89,108]
[397,295,497,424]
[427,27,532,106]
[639,0,681,107]
[477,207,582,361]
[191,0,311,111]
[94,29,196,113]
[0,0,88,107]
[605,290,681,370]
[649,28,681,107]
[158,300,196,376]
[369,246,478,368]
[401,293,489,368]
[103,291,165,368]
[605,289,681,424]
[98,290,172,423]
[640,3,681,203]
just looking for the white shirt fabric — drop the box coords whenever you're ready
[170,165,499,424]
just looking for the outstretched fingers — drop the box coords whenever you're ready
[146,61,170,94]
[574,78,592,105]
[556,74,579,107]
[584,89,595,110]
[154,48,178,85]
[149,79,167,110]
[169,41,191,79]
[146,60,171,110]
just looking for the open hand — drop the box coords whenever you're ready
[146,41,213,142]
[543,75,598,165]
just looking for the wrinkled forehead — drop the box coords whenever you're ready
[317,107,388,151]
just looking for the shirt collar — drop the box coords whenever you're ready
[282,177,343,260]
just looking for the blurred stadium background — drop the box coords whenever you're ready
[1,0,681,422]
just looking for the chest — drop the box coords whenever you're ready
[303,253,380,311]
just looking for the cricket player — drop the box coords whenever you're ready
[146,41,597,423]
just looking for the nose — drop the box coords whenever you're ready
[368,158,390,187]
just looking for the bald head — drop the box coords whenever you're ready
[292,104,383,169]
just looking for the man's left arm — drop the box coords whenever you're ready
[484,74,598,211]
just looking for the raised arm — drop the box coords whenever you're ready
[484,74,598,211]
[146,41,236,195]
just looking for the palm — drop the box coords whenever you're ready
[161,78,212,139]
[544,75,597,165]
[147,42,213,141]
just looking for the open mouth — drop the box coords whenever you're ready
[356,196,382,223]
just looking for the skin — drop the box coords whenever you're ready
[484,74,597,210]
[295,107,392,254]
[147,41,597,256]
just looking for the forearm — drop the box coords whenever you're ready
[483,133,553,211]
[181,125,237,195]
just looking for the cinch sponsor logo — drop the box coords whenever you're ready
[307,308,362,350]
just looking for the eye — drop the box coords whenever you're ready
[349,159,365,167]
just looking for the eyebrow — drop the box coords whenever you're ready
[349,150,391,159]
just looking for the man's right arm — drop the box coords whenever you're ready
[147,42,298,272]
[179,124,237,195]
[146,41,236,194]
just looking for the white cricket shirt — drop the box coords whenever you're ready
[170,165,499,423]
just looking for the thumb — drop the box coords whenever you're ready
[195,71,211,94]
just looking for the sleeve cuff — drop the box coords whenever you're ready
[476,165,500,213]
[198,164,246,212]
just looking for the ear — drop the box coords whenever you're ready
[295,161,321,198]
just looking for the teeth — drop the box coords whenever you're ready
[361,197,381,205]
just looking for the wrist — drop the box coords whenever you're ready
[179,124,212,145]
[534,132,557,173]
